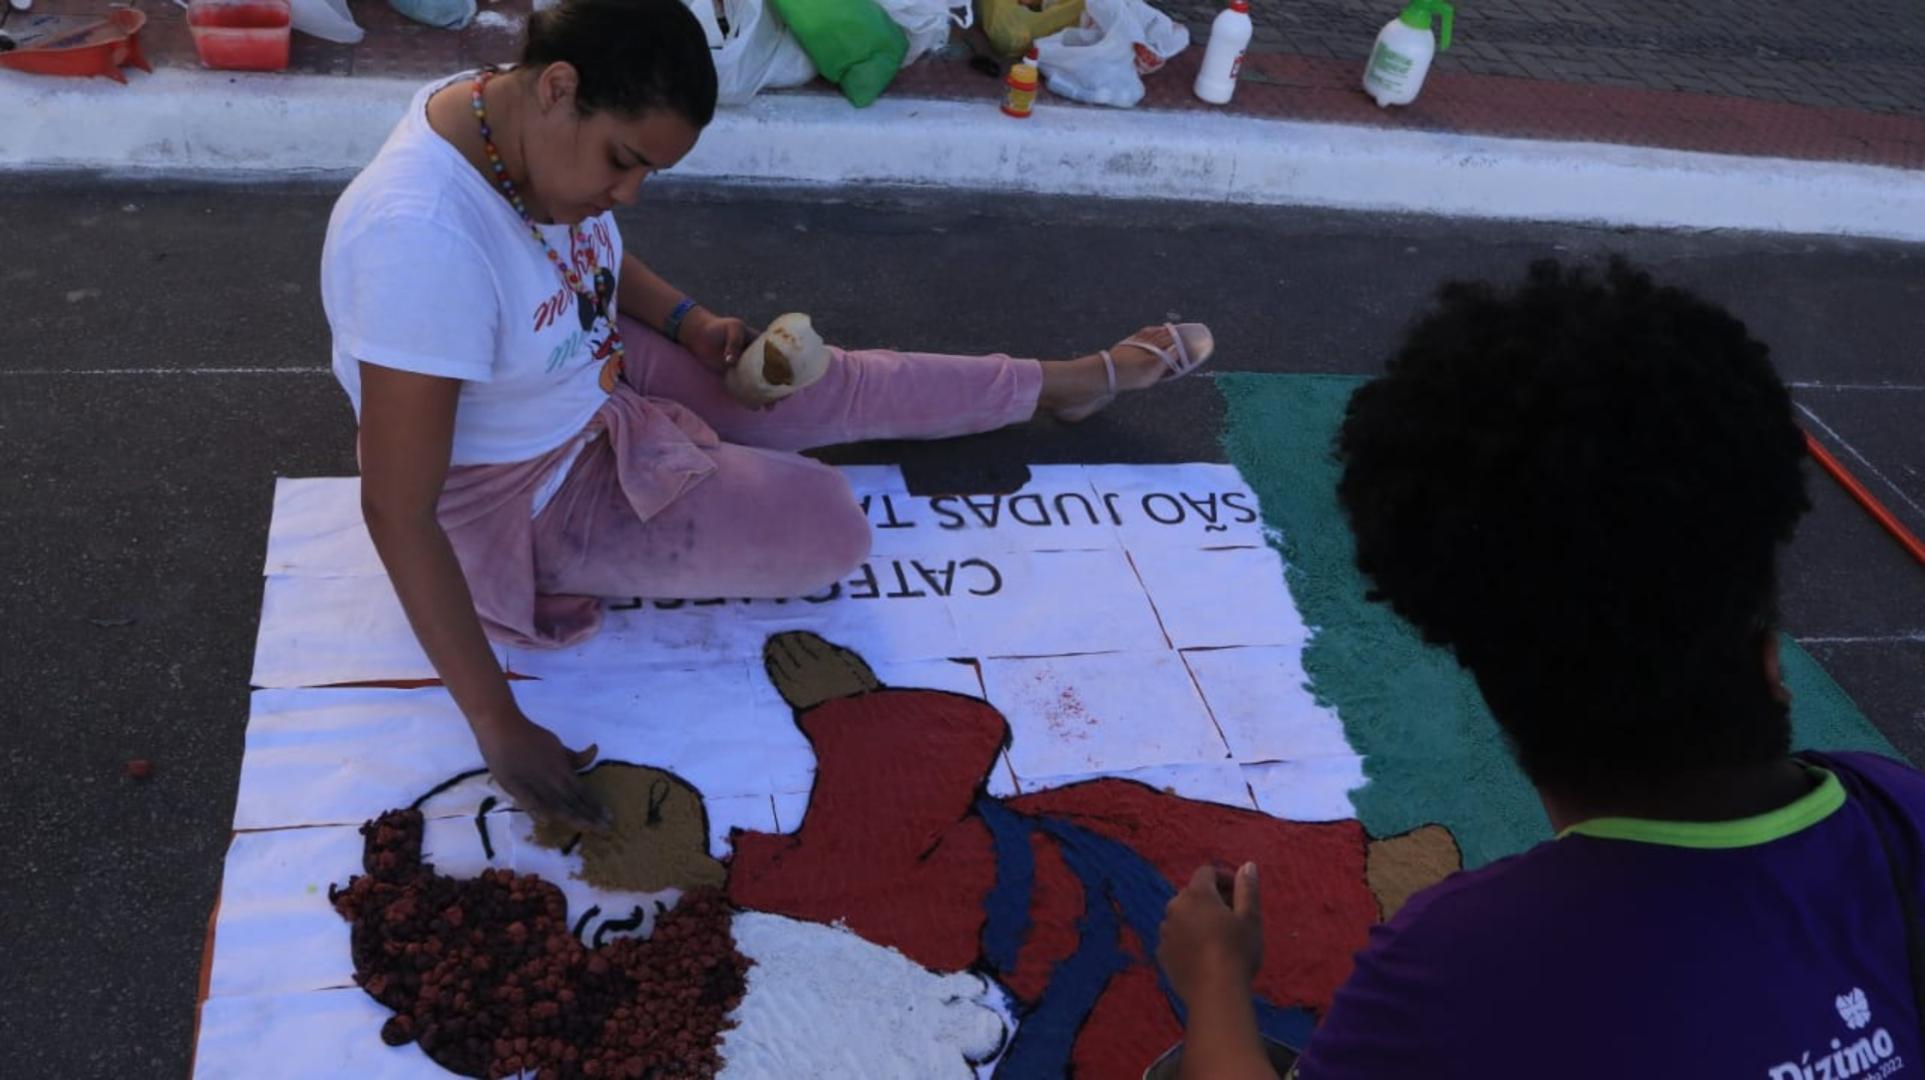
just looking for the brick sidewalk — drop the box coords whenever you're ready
[15,0,1925,169]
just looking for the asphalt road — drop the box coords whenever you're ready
[3,177,1921,1076]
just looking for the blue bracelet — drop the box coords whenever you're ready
[665,297,698,343]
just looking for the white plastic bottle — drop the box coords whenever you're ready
[1363,0,1453,107]
[1193,0,1252,106]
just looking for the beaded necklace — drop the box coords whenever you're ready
[470,69,624,374]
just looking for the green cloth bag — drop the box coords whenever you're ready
[769,0,909,107]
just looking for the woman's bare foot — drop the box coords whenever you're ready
[1038,325,1212,423]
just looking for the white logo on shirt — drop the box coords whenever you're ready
[1838,988,1872,1031]
[1767,990,1902,1079]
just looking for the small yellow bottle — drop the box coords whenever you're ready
[1002,46,1040,119]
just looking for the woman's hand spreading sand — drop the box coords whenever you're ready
[473,714,609,833]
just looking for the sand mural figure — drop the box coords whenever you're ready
[732,632,1461,1078]
[331,762,1011,1079]
[332,631,1459,1078]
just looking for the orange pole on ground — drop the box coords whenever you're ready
[1805,429,1925,568]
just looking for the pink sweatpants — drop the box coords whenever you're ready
[531,317,1044,601]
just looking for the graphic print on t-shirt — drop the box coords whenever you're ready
[587,267,622,393]
[529,219,622,392]
[1765,985,1907,1079]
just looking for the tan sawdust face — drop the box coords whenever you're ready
[531,765,727,894]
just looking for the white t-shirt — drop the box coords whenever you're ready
[322,72,623,471]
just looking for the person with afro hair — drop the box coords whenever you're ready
[1155,259,1925,1079]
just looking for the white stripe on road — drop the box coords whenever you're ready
[1798,401,1925,522]
[1791,382,1925,392]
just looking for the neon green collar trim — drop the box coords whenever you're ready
[1557,767,1845,849]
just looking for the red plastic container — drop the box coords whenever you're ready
[186,0,290,72]
[0,9,151,82]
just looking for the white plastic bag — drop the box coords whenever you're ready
[686,0,816,105]
[874,0,972,66]
[291,0,364,43]
[1117,0,1187,74]
[1033,0,1188,107]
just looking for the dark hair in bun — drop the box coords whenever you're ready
[522,0,718,126]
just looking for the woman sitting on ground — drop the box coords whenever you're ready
[321,0,1214,828]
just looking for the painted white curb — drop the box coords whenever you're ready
[3,66,1921,241]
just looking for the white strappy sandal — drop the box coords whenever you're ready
[1054,322,1216,424]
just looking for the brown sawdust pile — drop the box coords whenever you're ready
[331,809,750,1080]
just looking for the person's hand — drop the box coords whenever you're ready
[682,307,757,375]
[471,712,610,833]
[1158,862,1263,1008]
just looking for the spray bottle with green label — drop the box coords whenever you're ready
[1363,0,1452,107]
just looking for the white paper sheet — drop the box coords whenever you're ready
[1181,646,1355,763]
[253,574,509,689]
[1242,758,1370,822]
[236,688,493,829]
[207,826,363,1000]
[264,477,381,578]
[950,547,1168,657]
[1133,545,1309,650]
[195,988,438,1080]
[984,651,1230,780]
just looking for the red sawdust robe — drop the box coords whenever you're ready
[729,688,1379,1076]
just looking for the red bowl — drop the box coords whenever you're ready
[0,8,152,83]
